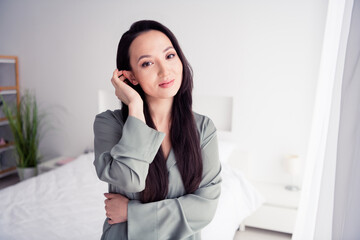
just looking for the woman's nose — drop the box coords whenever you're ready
[157,61,170,78]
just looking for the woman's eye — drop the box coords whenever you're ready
[141,61,152,67]
[167,53,176,59]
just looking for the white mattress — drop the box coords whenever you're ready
[0,152,263,240]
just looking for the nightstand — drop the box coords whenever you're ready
[0,157,74,189]
[242,181,301,234]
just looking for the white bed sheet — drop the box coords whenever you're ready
[0,153,107,240]
[0,152,263,240]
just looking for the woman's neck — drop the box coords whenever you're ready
[146,97,173,129]
[147,97,173,159]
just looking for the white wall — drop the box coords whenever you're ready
[0,0,328,184]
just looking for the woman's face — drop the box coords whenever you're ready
[128,30,183,101]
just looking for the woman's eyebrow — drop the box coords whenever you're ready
[163,46,174,52]
[137,54,151,63]
[137,46,174,63]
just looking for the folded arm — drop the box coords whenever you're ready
[127,121,222,239]
[93,111,165,192]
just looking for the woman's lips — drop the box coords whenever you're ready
[159,79,175,88]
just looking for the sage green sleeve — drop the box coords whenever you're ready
[127,118,222,240]
[93,111,165,192]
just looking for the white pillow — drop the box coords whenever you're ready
[217,140,236,163]
[202,163,264,240]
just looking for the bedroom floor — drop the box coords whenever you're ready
[234,227,292,240]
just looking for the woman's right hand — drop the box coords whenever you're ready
[111,69,145,122]
[111,69,141,105]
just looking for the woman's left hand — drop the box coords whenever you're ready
[104,193,129,224]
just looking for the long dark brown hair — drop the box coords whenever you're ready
[116,20,202,203]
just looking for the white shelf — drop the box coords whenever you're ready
[0,167,17,179]
[0,58,16,64]
[0,90,17,95]
[0,121,9,126]
[0,145,15,153]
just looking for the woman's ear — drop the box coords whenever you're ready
[123,71,139,85]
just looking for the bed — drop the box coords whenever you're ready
[0,147,263,240]
[0,93,264,240]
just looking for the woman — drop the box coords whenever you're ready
[93,20,221,240]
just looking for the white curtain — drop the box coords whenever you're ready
[333,0,360,238]
[292,0,358,239]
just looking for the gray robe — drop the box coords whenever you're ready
[93,110,221,240]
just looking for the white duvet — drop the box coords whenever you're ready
[0,152,263,240]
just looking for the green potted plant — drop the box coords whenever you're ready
[0,91,41,180]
